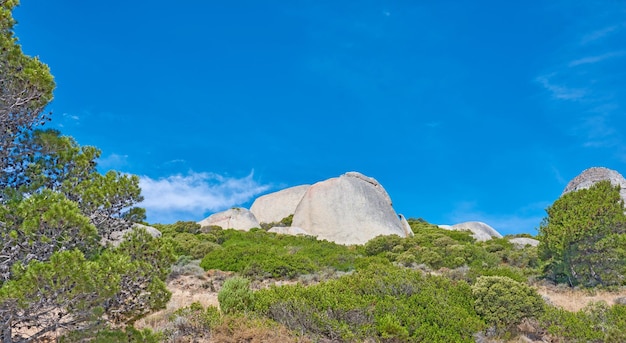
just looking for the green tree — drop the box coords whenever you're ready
[0,190,99,281]
[0,3,172,341]
[0,229,174,342]
[538,181,626,286]
[1,129,145,240]
[0,0,55,172]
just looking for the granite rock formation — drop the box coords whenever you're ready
[197,207,260,231]
[509,237,540,248]
[106,223,162,247]
[268,226,310,236]
[250,185,310,224]
[291,172,411,245]
[439,221,502,242]
[562,167,626,204]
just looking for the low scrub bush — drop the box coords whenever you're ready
[254,263,484,342]
[472,276,544,332]
[200,229,358,279]
[218,277,255,314]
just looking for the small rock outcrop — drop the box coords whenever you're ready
[268,226,310,236]
[291,172,410,245]
[562,167,626,204]
[250,185,310,224]
[198,207,260,231]
[439,221,502,242]
[399,214,414,237]
[106,223,162,247]
[509,237,540,248]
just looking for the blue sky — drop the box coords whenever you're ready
[12,1,626,235]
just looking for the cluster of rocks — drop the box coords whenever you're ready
[198,172,413,245]
[114,166,626,248]
[197,171,530,246]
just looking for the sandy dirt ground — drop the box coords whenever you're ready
[535,285,626,312]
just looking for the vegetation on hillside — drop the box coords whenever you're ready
[539,180,626,287]
[2,1,626,341]
[153,215,624,342]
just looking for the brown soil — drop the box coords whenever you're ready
[535,284,626,312]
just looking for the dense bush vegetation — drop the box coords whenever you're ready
[254,262,485,342]
[472,276,544,332]
[199,228,359,279]
[538,180,626,286]
[218,277,255,314]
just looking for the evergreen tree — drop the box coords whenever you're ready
[0,0,55,171]
[0,2,173,341]
[538,180,626,286]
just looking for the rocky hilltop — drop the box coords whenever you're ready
[198,171,413,245]
[438,221,502,242]
[562,167,626,204]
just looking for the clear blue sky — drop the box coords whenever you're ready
[13,1,626,235]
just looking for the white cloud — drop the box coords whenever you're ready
[535,74,587,101]
[568,51,625,67]
[580,24,621,45]
[139,171,271,224]
[62,112,80,121]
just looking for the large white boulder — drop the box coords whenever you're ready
[250,185,310,224]
[268,226,310,236]
[509,237,540,248]
[291,172,410,245]
[562,167,626,204]
[399,214,414,237]
[439,221,502,242]
[198,207,260,231]
[105,223,162,247]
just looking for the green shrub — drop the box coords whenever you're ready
[218,277,255,314]
[254,263,484,342]
[200,229,357,279]
[61,326,161,343]
[364,234,405,256]
[472,276,544,331]
[469,265,527,283]
[539,305,604,342]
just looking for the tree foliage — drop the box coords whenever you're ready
[0,0,55,171]
[538,181,626,286]
[0,229,174,342]
[472,276,544,332]
[0,3,170,341]
[1,129,145,239]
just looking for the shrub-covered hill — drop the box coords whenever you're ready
[133,217,626,343]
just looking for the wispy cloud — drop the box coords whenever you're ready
[534,6,626,152]
[580,24,621,45]
[568,51,625,67]
[550,165,567,185]
[139,171,271,224]
[535,74,587,101]
[62,112,80,121]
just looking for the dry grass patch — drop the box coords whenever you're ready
[210,316,311,343]
[535,284,626,312]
